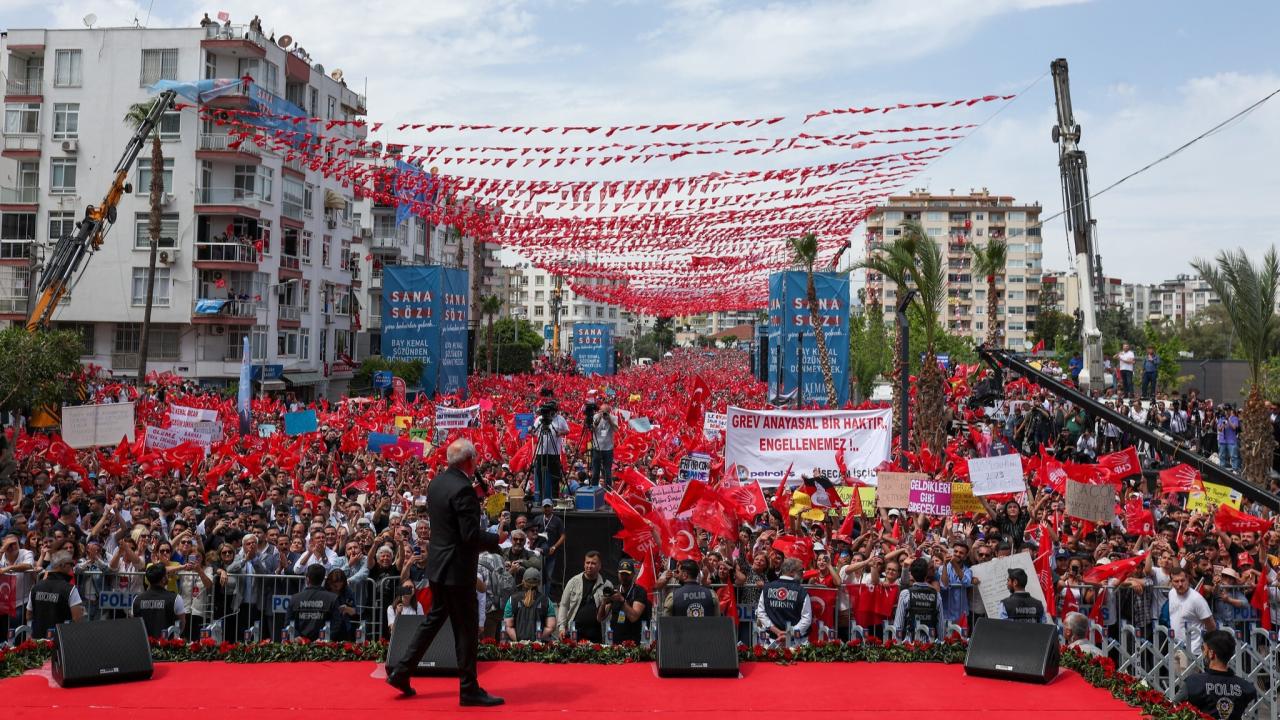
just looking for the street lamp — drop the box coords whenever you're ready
[259,278,299,399]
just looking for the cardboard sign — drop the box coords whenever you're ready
[283,409,318,436]
[1186,481,1244,512]
[678,452,711,483]
[394,415,413,430]
[949,482,985,515]
[258,424,277,438]
[434,404,480,429]
[703,412,727,435]
[61,402,136,448]
[836,486,877,517]
[967,454,1026,496]
[651,483,689,519]
[367,432,398,453]
[971,552,1046,617]
[908,477,952,516]
[514,413,535,439]
[1066,480,1115,524]
[876,472,922,509]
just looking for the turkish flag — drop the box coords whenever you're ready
[666,519,702,561]
[1250,567,1273,631]
[808,587,838,639]
[1083,553,1148,585]
[718,579,738,626]
[1033,541,1057,619]
[1097,447,1141,480]
[1159,464,1204,495]
[380,443,410,462]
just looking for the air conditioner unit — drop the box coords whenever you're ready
[211,325,226,336]
[60,139,79,153]
[158,250,177,265]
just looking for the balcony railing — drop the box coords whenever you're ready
[195,240,259,264]
[278,304,301,321]
[193,297,258,318]
[3,134,41,152]
[5,76,42,95]
[197,133,261,156]
[203,24,269,46]
[280,254,300,270]
[0,296,27,314]
[197,187,264,205]
[111,352,139,369]
[0,240,32,260]
[284,157,307,175]
[370,234,404,250]
[0,186,38,204]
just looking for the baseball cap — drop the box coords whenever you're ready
[618,558,636,575]
[1055,549,1071,560]
[523,567,542,584]
[541,499,553,507]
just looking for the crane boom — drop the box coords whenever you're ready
[26,90,177,331]
[1049,59,1104,392]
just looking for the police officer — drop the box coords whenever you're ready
[893,557,944,640]
[1174,629,1257,720]
[27,551,84,639]
[289,563,339,640]
[756,557,812,644]
[133,563,185,638]
[997,568,1047,623]
[667,559,718,617]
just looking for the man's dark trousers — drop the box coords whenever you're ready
[387,583,481,695]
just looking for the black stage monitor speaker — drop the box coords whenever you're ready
[53,617,154,688]
[656,616,739,678]
[385,615,459,676]
[558,510,623,597]
[964,617,1060,684]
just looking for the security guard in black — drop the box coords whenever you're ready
[289,563,339,640]
[998,568,1047,623]
[133,563,183,638]
[1175,630,1257,720]
[893,557,943,638]
[28,552,84,639]
[669,560,718,617]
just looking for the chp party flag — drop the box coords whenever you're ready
[1213,504,1273,534]
[1159,464,1204,495]
[1083,553,1148,586]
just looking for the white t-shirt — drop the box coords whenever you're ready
[1168,587,1212,654]
[1117,350,1135,372]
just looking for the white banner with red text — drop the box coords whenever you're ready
[724,406,892,487]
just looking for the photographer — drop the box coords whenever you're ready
[588,401,618,488]
[532,388,569,504]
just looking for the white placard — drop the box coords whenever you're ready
[434,404,480,429]
[650,484,689,519]
[61,402,135,448]
[724,406,891,487]
[703,412,727,434]
[967,453,1026,496]
[144,425,212,451]
[169,405,219,429]
[971,551,1046,617]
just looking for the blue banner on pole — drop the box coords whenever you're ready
[367,432,399,453]
[381,265,469,398]
[514,413,534,439]
[372,371,393,389]
[767,270,850,407]
[283,409,318,436]
[572,323,614,376]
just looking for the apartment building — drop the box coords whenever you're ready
[503,263,643,354]
[862,189,1043,350]
[1,22,365,397]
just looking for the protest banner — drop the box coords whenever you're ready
[435,405,480,429]
[967,453,1026,496]
[767,270,850,407]
[283,409,318,436]
[837,486,877,516]
[258,424,277,438]
[678,452,711,483]
[169,405,219,429]
[1066,480,1116,523]
[651,483,689,519]
[1186,481,1244,512]
[972,552,1046,616]
[366,432,398,453]
[144,426,206,452]
[408,428,429,442]
[394,415,413,430]
[61,402,135,448]
[724,406,891,487]
[875,472,921,509]
[908,477,952,516]
[514,413,534,439]
[572,323,614,376]
[949,482,985,515]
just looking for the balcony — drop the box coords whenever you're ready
[196,133,261,161]
[196,187,264,217]
[281,196,305,221]
[0,186,38,206]
[5,76,42,98]
[111,352,139,370]
[201,24,268,58]
[370,234,404,251]
[278,304,301,322]
[0,295,26,316]
[194,240,259,267]
[279,254,302,280]
[0,239,32,261]
[283,156,307,176]
[2,133,41,157]
[191,297,258,324]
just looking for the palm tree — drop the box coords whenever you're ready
[970,237,1008,348]
[853,229,920,437]
[1190,247,1280,486]
[480,294,503,373]
[787,232,838,407]
[124,98,166,384]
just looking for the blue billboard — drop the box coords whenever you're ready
[767,270,850,407]
[572,323,614,376]
[382,265,470,397]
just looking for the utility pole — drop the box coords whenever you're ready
[550,274,564,357]
[1050,58,1104,393]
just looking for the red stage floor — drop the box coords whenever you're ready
[4,660,1140,719]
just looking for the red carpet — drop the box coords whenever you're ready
[3,661,1140,718]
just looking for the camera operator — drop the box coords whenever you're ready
[588,401,617,488]
[532,387,569,504]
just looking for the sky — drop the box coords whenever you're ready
[4,0,1279,290]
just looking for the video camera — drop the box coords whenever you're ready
[537,399,559,426]
[583,401,598,426]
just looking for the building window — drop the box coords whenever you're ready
[301,280,311,312]
[204,53,217,80]
[54,50,82,87]
[1008,211,1026,223]
[48,211,76,241]
[277,331,298,357]
[534,275,545,286]
[926,227,942,236]
[228,328,266,361]
[133,213,179,249]
[301,230,313,265]
[50,158,77,194]
[321,237,331,268]
[131,267,172,306]
[56,322,95,355]
[158,110,181,141]
[4,103,40,134]
[926,211,945,222]
[52,103,79,139]
[140,49,179,86]
[534,305,544,317]
[136,158,174,193]
[596,306,605,318]
[299,328,311,361]
[113,324,140,354]
[309,87,318,118]
[327,96,337,120]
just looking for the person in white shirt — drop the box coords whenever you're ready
[1167,567,1215,673]
[292,529,340,574]
[1115,344,1136,398]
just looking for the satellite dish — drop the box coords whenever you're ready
[330,68,344,82]
[83,13,97,28]
[312,63,324,74]
[277,34,293,49]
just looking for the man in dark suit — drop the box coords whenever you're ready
[385,439,504,706]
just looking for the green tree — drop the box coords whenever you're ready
[352,356,425,390]
[479,294,503,373]
[652,316,676,354]
[970,237,1008,347]
[787,232,838,407]
[1142,321,1186,394]
[1032,309,1077,355]
[1190,246,1280,486]
[476,317,545,374]
[1176,302,1236,359]
[849,304,892,401]
[853,230,919,436]
[1098,306,1142,356]
[124,97,171,383]
[0,329,85,413]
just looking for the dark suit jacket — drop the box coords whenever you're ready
[425,466,501,586]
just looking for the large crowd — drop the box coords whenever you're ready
[0,349,1277,706]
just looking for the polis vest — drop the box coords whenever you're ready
[671,582,718,618]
